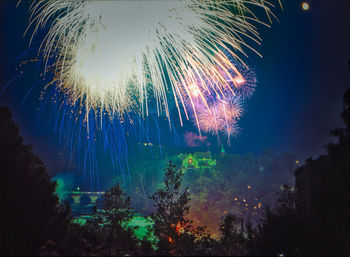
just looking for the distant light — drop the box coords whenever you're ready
[302,2,310,11]
[247,185,251,189]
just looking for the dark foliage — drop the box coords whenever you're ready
[151,161,193,254]
[294,86,350,256]
[87,184,139,255]
[218,214,246,256]
[2,85,350,256]
[57,184,153,256]
[151,161,214,256]
[0,106,69,256]
[252,87,350,256]
[253,189,304,256]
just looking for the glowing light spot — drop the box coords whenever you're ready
[302,2,310,11]
[188,157,193,165]
[188,83,201,98]
[233,76,245,85]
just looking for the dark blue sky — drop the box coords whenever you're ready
[1,0,349,178]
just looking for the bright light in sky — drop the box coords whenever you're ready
[28,0,278,123]
[188,84,201,98]
[302,2,310,11]
[233,76,246,86]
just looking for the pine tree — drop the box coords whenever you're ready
[151,161,193,254]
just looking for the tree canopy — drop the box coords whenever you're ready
[0,106,69,256]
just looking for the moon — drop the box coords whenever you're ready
[302,2,310,11]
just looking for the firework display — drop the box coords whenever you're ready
[21,0,278,178]
[27,0,274,121]
[180,51,256,143]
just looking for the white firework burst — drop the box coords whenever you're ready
[26,0,280,123]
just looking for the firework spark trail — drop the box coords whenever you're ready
[182,52,256,143]
[192,96,244,140]
[179,53,254,136]
[31,68,167,188]
[219,52,258,100]
[17,0,279,183]
[27,0,279,125]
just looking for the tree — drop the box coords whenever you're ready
[293,87,350,256]
[253,190,304,256]
[86,184,140,256]
[253,87,350,256]
[218,214,247,256]
[56,185,155,256]
[0,106,69,256]
[151,161,212,256]
[151,161,192,254]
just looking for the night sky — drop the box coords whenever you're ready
[1,0,349,178]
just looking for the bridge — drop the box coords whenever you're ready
[69,191,105,205]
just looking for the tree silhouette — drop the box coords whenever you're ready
[218,214,246,256]
[0,106,69,256]
[151,161,192,254]
[252,87,350,256]
[87,184,140,255]
[151,161,213,255]
[294,86,350,256]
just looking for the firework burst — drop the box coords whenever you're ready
[196,105,223,135]
[226,62,258,100]
[193,96,243,139]
[16,0,281,182]
[27,0,278,123]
